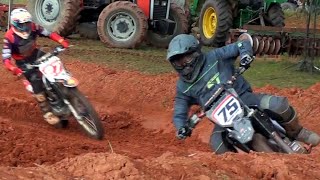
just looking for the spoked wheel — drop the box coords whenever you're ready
[67,88,104,140]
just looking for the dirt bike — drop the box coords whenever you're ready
[187,66,311,154]
[22,46,104,140]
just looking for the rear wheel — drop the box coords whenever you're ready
[27,0,81,36]
[97,1,148,48]
[199,0,233,47]
[146,3,188,48]
[68,88,104,140]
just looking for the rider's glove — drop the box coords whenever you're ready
[239,54,254,69]
[176,126,192,140]
[60,39,69,48]
[49,32,69,48]
[4,59,22,76]
[11,67,23,76]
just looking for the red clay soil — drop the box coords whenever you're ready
[0,59,320,179]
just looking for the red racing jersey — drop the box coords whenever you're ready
[2,23,52,62]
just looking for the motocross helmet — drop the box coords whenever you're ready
[10,8,32,39]
[167,34,205,83]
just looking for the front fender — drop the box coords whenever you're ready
[62,77,79,87]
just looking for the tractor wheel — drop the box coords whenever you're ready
[27,0,81,36]
[266,3,285,27]
[97,1,148,49]
[77,22,99,40]
[146,3,188,48]
[199,0,233,47]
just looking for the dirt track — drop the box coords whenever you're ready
[0,58,320,179]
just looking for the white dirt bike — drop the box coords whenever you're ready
[187,66,312,154]
[22,46,104,140]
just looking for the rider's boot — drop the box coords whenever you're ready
[34,92,60,125]
[281,107,320,146]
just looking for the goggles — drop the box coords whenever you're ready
[14,22,31,32]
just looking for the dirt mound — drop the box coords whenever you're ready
[0,60,320,179]
[2,151,320,179]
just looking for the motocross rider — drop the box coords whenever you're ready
[2,8,69,125]
[167,33,320,154]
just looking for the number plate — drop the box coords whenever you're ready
[206,94,243,127]
[39,56,65,77]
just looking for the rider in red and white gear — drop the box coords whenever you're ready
[2,8,69,125]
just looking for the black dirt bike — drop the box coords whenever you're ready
[22,46,104,140]
[187,66,311,154]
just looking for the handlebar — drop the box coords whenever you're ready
[187,65,249,128]
[24,46,68,70]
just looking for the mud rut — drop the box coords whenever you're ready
[1,57,320,179]
[0,59,210,167]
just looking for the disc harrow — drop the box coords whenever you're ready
[229,25,320,57]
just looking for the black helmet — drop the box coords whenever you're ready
[167,34,204,83]
[167,34,200,61]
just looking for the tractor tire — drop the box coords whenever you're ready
[27,0,81,36]
[146,3,188,48]
[199,0,232,47]
[266,3,285,27]
[97,1,148,49]
[77,22,99,40]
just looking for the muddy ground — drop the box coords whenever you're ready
[1,14,320,179]
[0,56,320,179]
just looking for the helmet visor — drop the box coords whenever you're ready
[171,53,195,70]
[15,22,31,32]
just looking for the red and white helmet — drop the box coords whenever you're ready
[10,8,32,39]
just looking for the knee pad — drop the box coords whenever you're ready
[259,95,294,122]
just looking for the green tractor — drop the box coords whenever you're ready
[190,0,287,47]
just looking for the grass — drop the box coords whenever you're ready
[1,33,318,89]
[52,36,320,89]
[244,59,320,88]
[0,0,26,5]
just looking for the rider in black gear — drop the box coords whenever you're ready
[167,33,320,154]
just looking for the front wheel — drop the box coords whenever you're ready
[67,88,104,140]
[251,133,275,153]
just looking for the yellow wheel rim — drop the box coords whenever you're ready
[202,7,217,39]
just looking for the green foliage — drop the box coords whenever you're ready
[0,0,26,4]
